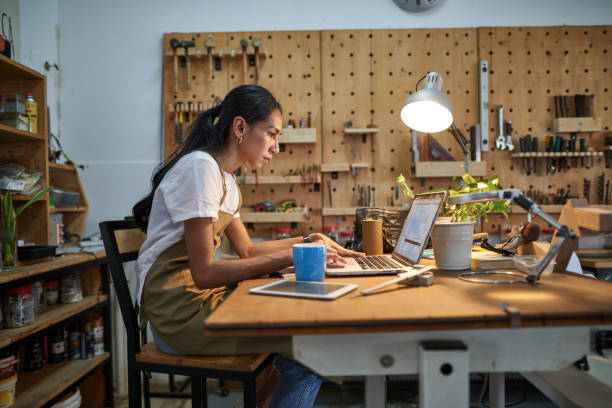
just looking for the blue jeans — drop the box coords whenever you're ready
[270,355,323,408]
[152,329,323,407]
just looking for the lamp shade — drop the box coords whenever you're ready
[401,72,453,133]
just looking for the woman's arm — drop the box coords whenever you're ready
[184,217,292,289]
[224,217,363,260]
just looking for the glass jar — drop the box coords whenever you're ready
[60,273,83,304]
[275,227,292,240]
[322,225,339,243]
[31,281,43,317]
[339,231,354,249]
[43,280,59,307]
[4,284,35,328]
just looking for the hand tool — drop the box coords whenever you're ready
[240,38,248,83]
[307,113,311,128]
[531,137,538,175]
[495,105,505,150]
[583,178,591,204]
[519,135,527,174]
[186,101,193,122]
[545,136,552,174]
[427,134,455,161]
[554,135,562,172]
[504,120,514,151]
[411,129,419,174]
[170,38,180,93]
[252,37,262,84]
[559,137,568,171]
[178,102,184,143]
[350,267,435,298]
[180,41,195,90]
[524,134,531,175]
[173,102,180,144]
[479,61,490,151]
[205,35,215,81]
[327,180,333,206]
[569,133,577,168]
[469,124,481,161]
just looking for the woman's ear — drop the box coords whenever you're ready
[232,116,247,140]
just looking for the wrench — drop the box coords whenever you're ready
[495,105,506,150]
[505,120,515,151]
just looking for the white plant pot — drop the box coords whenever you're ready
[431,220,475,270]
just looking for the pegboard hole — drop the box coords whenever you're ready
[508,70,512,74]
[270,169,274,174]
[288,54,292,59]
[332,130,336,134]
[331,110,335,115]
[349,53,354,57]
[270,189,275,193]
[370,91,374,96]
[308,150,312,154]
[369,72,374,76]
[307,92,311,97]
[350,72,354,76]
[331,91,336,96]
[332,149,336,153]
[331,53,335,58]
[268,35,272,39]
[389,110,394,114]
[350,110,355,115]
[391,148,395,153]
[389,72,393,76]
[288,93,292,97]
[288,74,292,78]
[527,51,531,55]
[288,150,293,154]
[446,52,450,56]
[350,91,355,96]
[527,70,532,74]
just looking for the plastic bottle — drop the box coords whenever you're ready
[48,328,65,364]
[339,231,354,249]
[25,93,37,134]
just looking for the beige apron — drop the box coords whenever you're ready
[140,159,291,355]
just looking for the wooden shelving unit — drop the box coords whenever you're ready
[0,56,112,408]
[0,54,49,245]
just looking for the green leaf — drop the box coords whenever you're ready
[14,187,53,218]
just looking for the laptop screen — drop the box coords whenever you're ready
[393,191,447,265]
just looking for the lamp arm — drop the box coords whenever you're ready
[448,122,470,156]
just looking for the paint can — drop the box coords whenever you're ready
[0,370,17,407]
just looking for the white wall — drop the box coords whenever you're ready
[18,0,612,237]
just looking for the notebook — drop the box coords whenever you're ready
[327,191,447,277]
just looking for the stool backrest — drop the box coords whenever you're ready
[99,219,147,356]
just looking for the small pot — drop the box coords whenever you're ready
[431,220,475,270]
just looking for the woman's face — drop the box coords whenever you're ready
[239,109,282,169]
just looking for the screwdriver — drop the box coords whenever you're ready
[350,266,434,298]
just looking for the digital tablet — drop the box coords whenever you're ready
[250,280,358,300]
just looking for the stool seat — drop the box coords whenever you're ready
[137,342,272,373]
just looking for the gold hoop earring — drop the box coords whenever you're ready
[236,137,243,144]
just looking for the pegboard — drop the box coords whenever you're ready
[320,29,480,234]
[478,26,611,236]
[162,31,323,238]
[162,26,611,241]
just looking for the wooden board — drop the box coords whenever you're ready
[470,252,515,269]
[553,117,602,132]
[205,273,612,337]
[415,161,487,177]
[573,207,612,232]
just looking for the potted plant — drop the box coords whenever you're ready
[1,187,52,271]
[397,172,510,270]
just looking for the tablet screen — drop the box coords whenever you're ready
[250,280,357,300]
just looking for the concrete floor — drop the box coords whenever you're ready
[114,375,557,407]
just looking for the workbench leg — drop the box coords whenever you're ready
[489,373,505,408]
[364,376,386,408]
[419,341,469,408]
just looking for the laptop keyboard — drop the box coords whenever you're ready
[355,256,403,270]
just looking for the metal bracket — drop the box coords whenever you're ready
[500,302,522,328]
[479,61,490,151]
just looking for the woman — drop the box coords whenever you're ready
[133,84,361,407]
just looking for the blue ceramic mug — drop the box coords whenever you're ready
[293,243,327,282]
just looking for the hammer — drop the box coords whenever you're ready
[180,40,195,90]
[252,37,262,84]
[205,35,215,81]
[169,38,180,93]
[240,38,249,84]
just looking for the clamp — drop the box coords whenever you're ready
[495,105,506,150]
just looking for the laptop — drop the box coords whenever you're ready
[327,191,447,277]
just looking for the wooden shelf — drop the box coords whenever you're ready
[321,163,350,173]
[165,46,267,58]
[344,128,379,134]
[322,206,407,216]
[0,295,109,349]
[511,152,604,158]
[279,128,316,144]
[51,206,88,213]
[48,162,78,171]
[0,54,45,80]
[241,175,320,184]
[553,117,602,132]
[241,209,310,223]
[9,194,48,202]
[15,352,110,408]
[0,123,45,142]
[415,161,487,177]
[0,251,105,285]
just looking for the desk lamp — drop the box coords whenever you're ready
[448,190,576,283]
[400,72,472,172]
[401,72,577,283]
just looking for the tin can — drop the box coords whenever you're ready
[25,93,37,134]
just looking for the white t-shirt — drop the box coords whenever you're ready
[135,151,240,303]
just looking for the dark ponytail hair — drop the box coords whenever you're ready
[133,85,282,231]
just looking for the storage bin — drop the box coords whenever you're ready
[50,188,80,207]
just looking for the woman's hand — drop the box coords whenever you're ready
[310,233,364,268]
